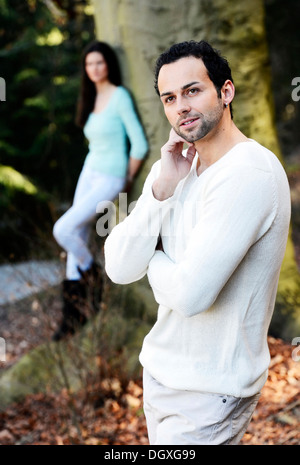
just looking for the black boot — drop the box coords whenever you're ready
[78,261,103,314]
[52,280,87,341]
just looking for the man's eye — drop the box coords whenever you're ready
[188,88,199,95]
[165,96,174,103]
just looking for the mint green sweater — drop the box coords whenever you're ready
[83,86,148,177]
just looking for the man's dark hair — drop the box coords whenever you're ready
[154,40,234,118]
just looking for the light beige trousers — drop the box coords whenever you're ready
[143,369,260,445]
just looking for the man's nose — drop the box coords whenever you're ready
[176,96,191,115]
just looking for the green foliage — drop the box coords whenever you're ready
[0,164,54,262]
[0,165,37,196]
[0,0,95,261]
[0,0,94,200]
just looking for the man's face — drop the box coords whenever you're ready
[158,56,224,143]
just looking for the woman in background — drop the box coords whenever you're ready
[53,41,148,340]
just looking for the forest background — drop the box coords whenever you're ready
[0,0,299,446]
[1,0,300,331]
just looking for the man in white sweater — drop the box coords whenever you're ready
[104,41,291,445]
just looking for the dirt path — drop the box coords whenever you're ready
[0,260,63,305]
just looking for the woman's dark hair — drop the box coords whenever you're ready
[154,40,234,118]
[76,41,122,128]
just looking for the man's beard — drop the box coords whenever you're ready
[174,101,223,143]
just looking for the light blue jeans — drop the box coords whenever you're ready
[143,369,260,445]
[53,164,125,280]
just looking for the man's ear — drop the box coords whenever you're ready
[222,80,235,107]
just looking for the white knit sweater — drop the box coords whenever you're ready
[104,140,291,397]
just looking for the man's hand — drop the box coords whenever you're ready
[152,129,196,200]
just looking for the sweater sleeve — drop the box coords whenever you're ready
[147,166,277,318]
[104,161,174,284]
[117,88,148,160]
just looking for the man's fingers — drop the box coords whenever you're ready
[169,128,186,144]
[186,144,197,163]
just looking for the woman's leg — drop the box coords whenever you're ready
[53,166,125,280]
[52,166,125,339]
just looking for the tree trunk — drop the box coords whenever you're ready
[93,0,300,339]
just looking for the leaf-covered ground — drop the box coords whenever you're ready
[0,290,299,445]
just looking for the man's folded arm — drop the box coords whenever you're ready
[104,161,174,284]
[147,168,277,317]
